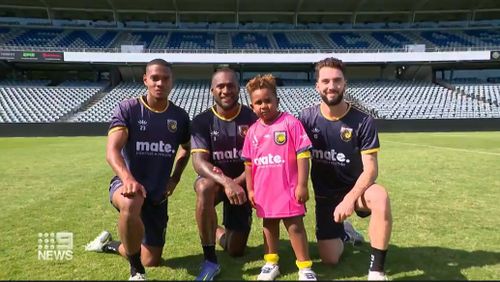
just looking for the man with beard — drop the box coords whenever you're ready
[299,58,392,281]
[190,68,258,280]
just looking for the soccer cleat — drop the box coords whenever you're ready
[368,271,388,281]
[84,230,112,252]
[257,263,280,281]
[343,221,364,246]
[298,268,317,281]
[129,272,146,280]
[195,260,221,281]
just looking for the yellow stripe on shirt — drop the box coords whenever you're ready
[361,148,380,154]
[297,150,311,159]
[191,148,210,154]
[108,126,127,136]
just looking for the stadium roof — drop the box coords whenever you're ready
[0,0,499,24]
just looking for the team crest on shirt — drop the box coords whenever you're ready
[167,119,177,133]
[312,127,321,139]
[238,125,249,137]
[340,126,353,142]
[210,130,219,141]
[138,119,148,131]
[274,131,287,145]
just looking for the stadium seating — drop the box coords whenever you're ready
[0,83,104,123]
[1,27,499,51]
[2,79,500,123]
[453,82,500,106]
[346,80,500,119]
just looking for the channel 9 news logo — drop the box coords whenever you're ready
[37,232,73,261]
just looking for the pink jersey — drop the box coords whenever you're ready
[242,112,312,218]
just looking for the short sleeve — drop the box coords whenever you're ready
[190,116,210,153]
[290,116,312,153]
[179,111,191,145]
[241,126,253,163]
[108,101,130,134]
[359,116,380,154]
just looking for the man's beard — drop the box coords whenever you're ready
[214,95,239,111]
[321,89,344,106]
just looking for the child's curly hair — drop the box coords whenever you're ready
[246,74,277,97]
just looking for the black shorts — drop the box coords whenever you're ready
[109,177,168,247]
[315,192,371,241]
[196,176,252,233]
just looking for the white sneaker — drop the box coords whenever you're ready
[257,263,280,280]
[343,221,364,246]
[129,272,146,280]
[298,268,317,281]
[368,271,388,281]
[84,230,112,252]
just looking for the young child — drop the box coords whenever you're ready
[241,74,317,281]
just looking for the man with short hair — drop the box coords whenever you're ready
[190,68,258,280]
[299,57,392,281]
[85,58,191,281]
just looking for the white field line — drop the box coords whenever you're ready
[383,140,500,157]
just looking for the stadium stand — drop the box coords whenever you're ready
[346,80,500,119]
[1,27,499,51]
[1,0,500,132]
[0,83,105,122]
[33,80,497,123]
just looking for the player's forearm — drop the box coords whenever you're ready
[192,154,233,186]
[345,170,377,203]
[170,147,190,182]
[106,150,135,182]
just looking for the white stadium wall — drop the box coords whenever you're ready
[63,50,492,64]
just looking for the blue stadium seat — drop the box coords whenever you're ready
[273,32,313,49]
[371,31,413,48]
[168,32,215,49]
[329,32,370,49]
[231,32,271,49]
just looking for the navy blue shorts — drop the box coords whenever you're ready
[109,176,168,247]
[196,176,252,233]
[222,191,252,233]
[315,192,371,241]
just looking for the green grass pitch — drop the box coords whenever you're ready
[0,132,499,280]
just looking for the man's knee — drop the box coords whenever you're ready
[320,254,341,265]
[195,178,219,203]
[142,257,160,267]
[223,230,249,257]
[318,239,343,265]
[141,245,162,267]
[367,185,391,215]
[114,191,144,217]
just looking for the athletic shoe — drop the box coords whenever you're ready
[368,271,388,281]
[298,268,317,281]
[129,272,146,280]
[84,230,112,252]
[343,221,364,246]
[257,263,280,280]
[195,260,221,281]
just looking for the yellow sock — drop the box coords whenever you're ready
[264,253,279,265]
[296,260,313,270]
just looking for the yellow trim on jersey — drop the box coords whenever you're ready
[320,103,351,121]
[191,148,210,154]
[139,95,169,113]
[361,148,380,154]
[211,104,242,121]
[108,126,127,136]
[297,151,311,159]
[244,161,252,166]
